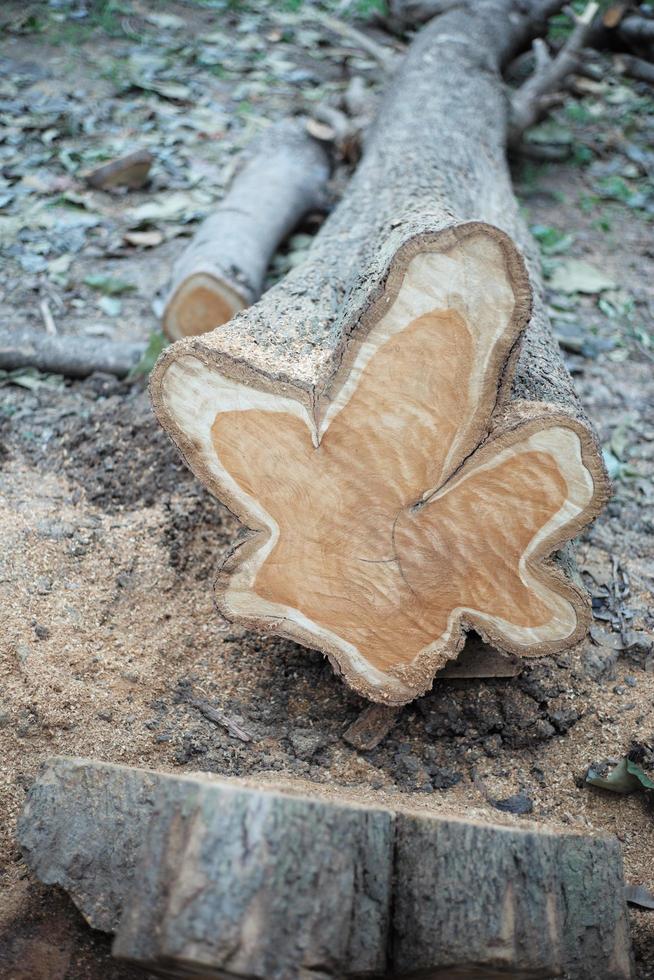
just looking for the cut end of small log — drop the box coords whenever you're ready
[160,119,330,341]
[152,220,609,705]
[163,272,249,341]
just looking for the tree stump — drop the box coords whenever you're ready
[19,758,633,979]
[150,0,609,705]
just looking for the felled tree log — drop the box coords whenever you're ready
[151,0,609,705]
[19,758,634,979]
[162,120,330,340]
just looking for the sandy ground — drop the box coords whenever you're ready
[0,1,653,977]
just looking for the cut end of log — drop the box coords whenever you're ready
[163,272,249,341]
[152,221,609,705]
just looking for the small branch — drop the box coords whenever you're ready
[190,698,253,743]
[0,330,145,378]
[39,299,57,336]
[162,119,330,340]
[509,1,600,148]
[311,10,400,70]
[618,13,654,47]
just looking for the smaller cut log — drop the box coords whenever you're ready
[19,758,634,980]
[162,120,330,341]
[0,330,145,379]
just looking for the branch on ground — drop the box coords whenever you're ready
[0,331,146,379]
[509,2,600,148]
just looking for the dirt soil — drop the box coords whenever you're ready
[0,2,653,979]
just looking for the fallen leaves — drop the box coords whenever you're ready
[586,756,654,793]
[127,191,210,227]
[548,258,616,294]
[84,274,135,295]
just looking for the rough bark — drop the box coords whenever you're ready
[19,758,633,980]
[151,0,609,705]
[393,812,633,979]
[162,120,331,340]
[0,330,145,378]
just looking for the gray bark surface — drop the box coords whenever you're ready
[0,330,144,378]
[162,120,330,338]
[393,812,633,979]
[154,0,586,426]
[19,758,633,980]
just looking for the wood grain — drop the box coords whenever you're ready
[151,2,610,703]
[159,230,607,703]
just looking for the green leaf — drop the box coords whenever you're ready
[127,330,168,380]
[531,224,575,256]
[602,448,638,481]
[587,757,654,794]
[524,120,573,146]
[84,274,135,296]
[98,295,122,317]
[0,368,65,391]
[548,259,616,295]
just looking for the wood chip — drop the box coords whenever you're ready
[85,150,154,191]
[343,703,400,751]
[123,230,164,248]
[625,883,654,910]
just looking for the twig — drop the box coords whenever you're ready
[509,1,600,148]
[39,299,57,336]
[0,330,145,378]
[311,9,399,70]
[190,697,253,743]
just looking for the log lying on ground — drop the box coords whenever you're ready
[19,758,634,979]
[0,330,145,379]
[162,120,330,340]
[151,0,609,705]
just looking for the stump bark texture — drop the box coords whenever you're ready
[162,120,330,340]
[151,0,609,704]
[19,758,633,980]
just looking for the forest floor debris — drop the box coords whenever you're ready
[0,1,653,977]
